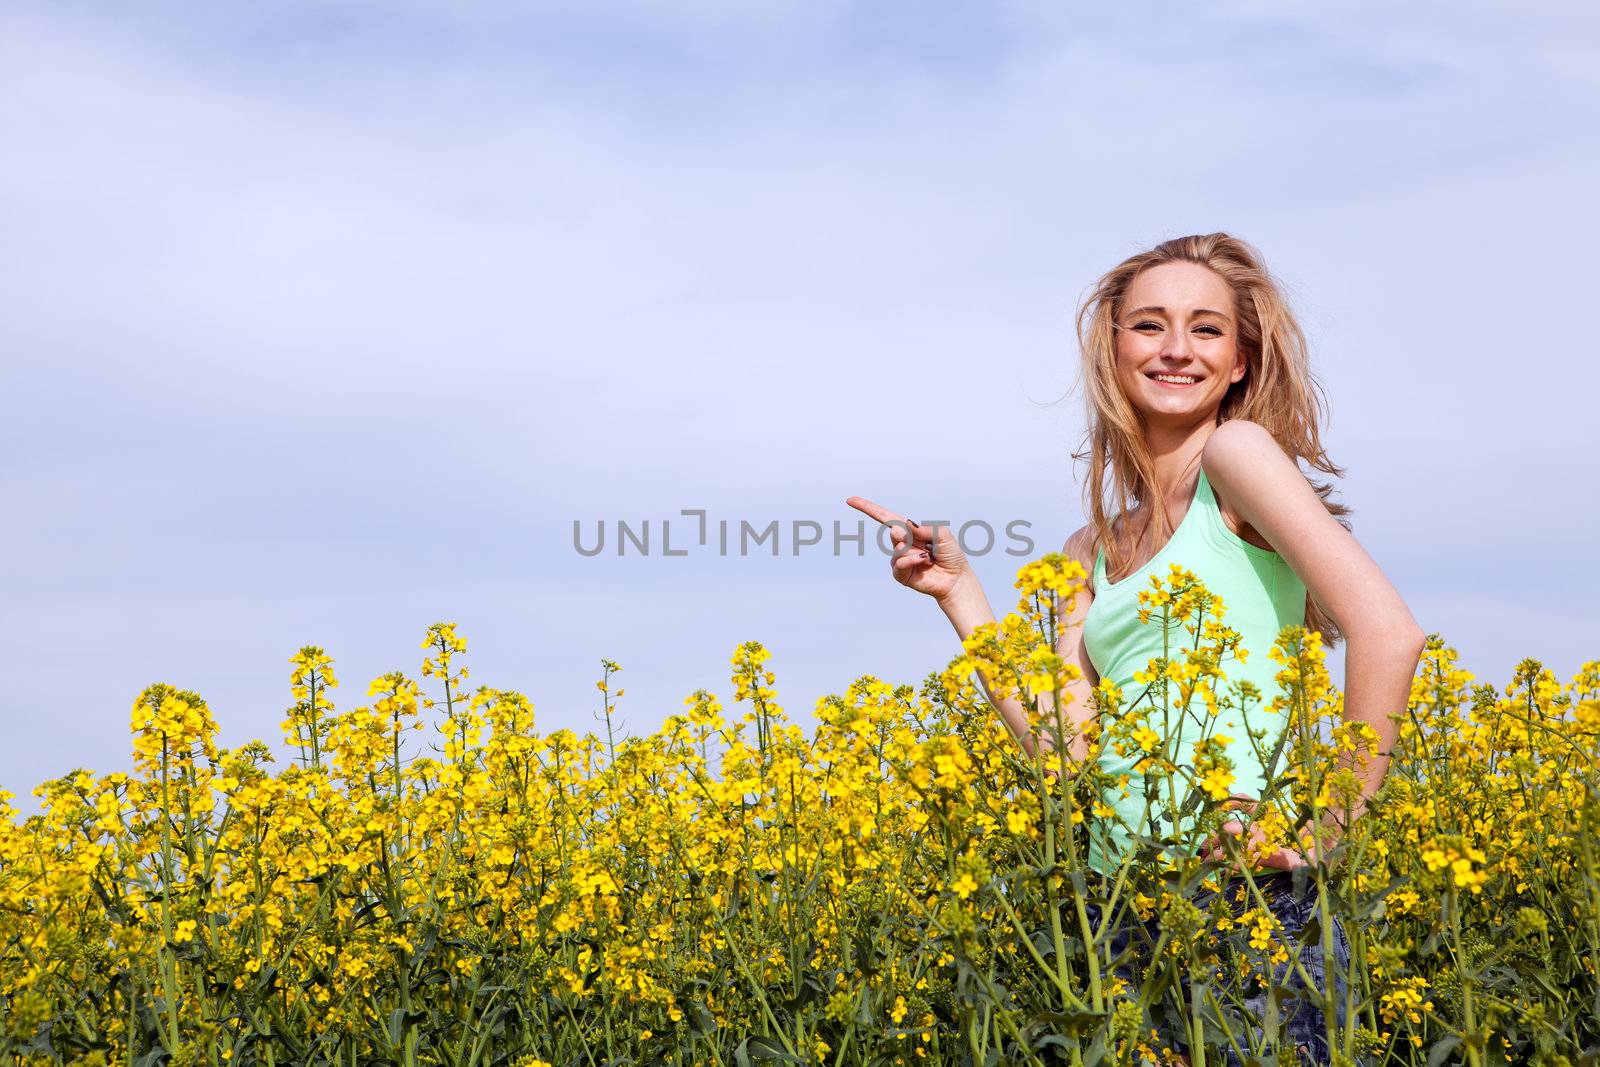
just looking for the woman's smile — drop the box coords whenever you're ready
[1147,371,1202,387]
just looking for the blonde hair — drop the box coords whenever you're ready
[1072,232,1350,646]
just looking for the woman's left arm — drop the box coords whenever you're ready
[1201,419,1427,862]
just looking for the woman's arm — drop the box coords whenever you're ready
[1200,419,1426,855]
[937,526,1101,769]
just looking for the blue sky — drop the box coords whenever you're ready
[3,0,1597,806]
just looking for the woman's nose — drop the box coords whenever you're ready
[1161,333,1195,359]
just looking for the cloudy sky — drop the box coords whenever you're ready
[3,0,1597,806]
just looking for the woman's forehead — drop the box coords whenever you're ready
[1124,262,1233,310]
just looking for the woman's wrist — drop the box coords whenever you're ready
[936,571,994,638]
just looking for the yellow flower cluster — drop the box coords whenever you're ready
[0,557,1594,1065]
[1419,836,1491,894]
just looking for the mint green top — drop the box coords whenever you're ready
[1080,465,1307,876]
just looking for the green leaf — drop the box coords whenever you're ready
[734,1035,805,1065]
[1427,1034,1462,1067]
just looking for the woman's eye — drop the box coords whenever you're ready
[1128,320,1222,335]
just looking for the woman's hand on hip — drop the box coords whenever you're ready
[1200,796,1315,872]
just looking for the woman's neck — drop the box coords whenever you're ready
[1143,418,1218,510]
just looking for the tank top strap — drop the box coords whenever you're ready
[1194,466,1222,522]
[1191,465,1248,552]
[1193,465,1299,569]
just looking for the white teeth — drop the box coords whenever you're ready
[1152,374,1199,384]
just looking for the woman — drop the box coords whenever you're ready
[847,233,1426,1064]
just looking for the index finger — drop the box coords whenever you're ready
[845,496,919,531]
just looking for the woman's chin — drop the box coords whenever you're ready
[1135,398,1218,424]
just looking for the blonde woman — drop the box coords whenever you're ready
[848,233,1425,1064]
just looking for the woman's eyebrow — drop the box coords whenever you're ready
[1124,305,1233,322]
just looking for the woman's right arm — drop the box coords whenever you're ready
[936,525,1101,768]
[845,491,1101,770]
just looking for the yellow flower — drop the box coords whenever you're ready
[1199,765,1235,801]
[1246,909,1277,952]
[1379,977,1434,1027]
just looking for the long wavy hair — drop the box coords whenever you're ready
[1073,232,1350,646]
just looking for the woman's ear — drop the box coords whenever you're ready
[1229,350,1248,384]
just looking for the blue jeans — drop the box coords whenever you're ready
[1081,871,1351,1065]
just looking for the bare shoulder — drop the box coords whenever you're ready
[1061,523,1098,569]
[1201,418,1286,471]
[1200,418,1301,497]
[1059,523,1100,602]
[1200,419,1300,548]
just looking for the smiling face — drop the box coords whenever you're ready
[1112,261,1247,426]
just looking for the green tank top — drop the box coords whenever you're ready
[1080,464,1307,875]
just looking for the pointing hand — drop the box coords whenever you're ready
[845,497,973,604]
